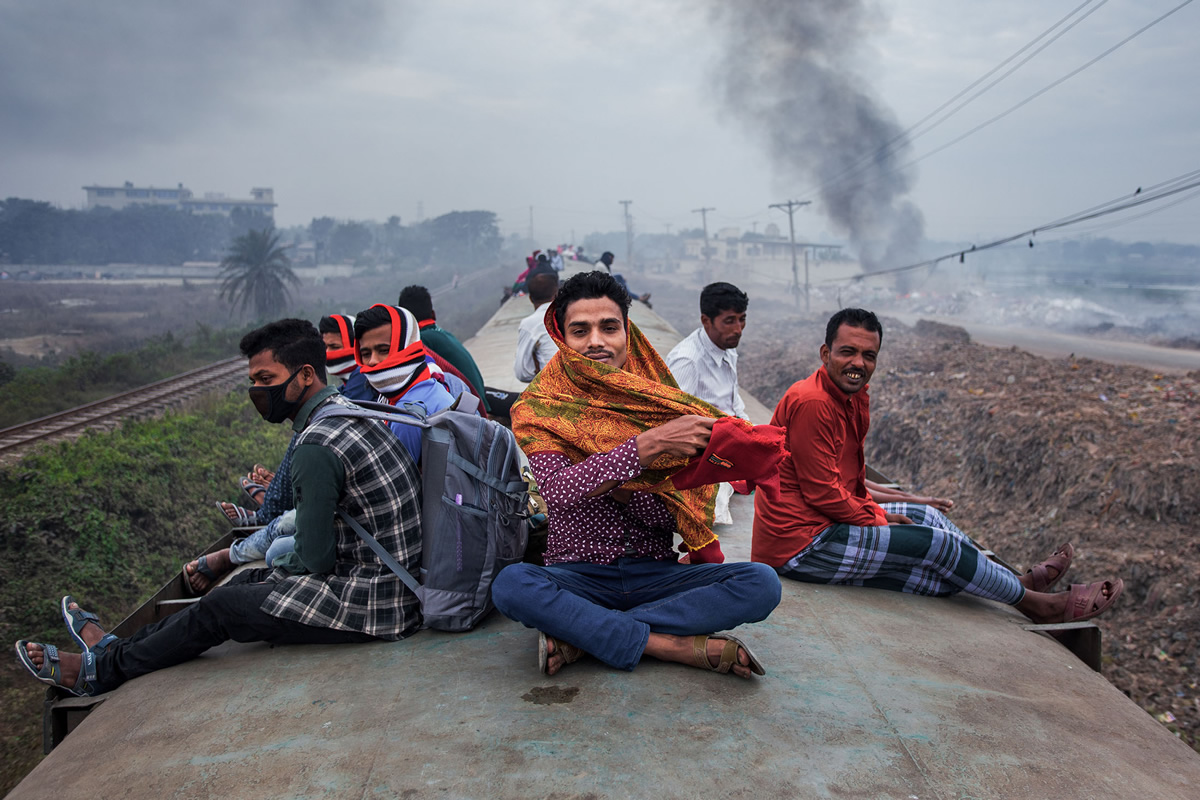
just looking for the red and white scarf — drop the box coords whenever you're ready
[324,314,358,378]
[354,305,432,402]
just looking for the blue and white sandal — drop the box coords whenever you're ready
[60,595,118,653]
[14,640,98,697]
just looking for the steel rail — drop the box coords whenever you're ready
[0,357,246,458]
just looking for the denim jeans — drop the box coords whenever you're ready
[491,557,781,671]
[264,534,295,566]
[229,509,296,565]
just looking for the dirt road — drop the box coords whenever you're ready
[889,313,1200,374]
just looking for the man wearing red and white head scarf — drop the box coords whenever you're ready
[354,304,457,463]
[318,314,374,403]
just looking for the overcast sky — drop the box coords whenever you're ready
[2,0,1197,250]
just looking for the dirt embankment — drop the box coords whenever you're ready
[735,314,1200,749]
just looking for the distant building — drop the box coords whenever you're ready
[82,182,276,218]
[682,226,842,263]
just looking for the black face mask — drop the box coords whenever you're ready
[249,367,305,424]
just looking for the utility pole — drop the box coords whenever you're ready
[692,207,715,282]
[769,199,812,310]
[528,206,534,242]
[618,200,634,267]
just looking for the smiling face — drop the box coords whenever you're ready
[562,296,628,370]
[820,323,880,395]
[701,308,746,350]
[358,323,393,367]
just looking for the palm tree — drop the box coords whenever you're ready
[219,228,299,319]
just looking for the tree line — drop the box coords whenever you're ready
[0,198,273,266]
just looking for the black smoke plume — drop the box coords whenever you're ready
[708,0,924,273]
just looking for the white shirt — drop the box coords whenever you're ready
[514,302,557,383]
[666,326,747,419]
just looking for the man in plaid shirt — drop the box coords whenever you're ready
[16,319,423,697]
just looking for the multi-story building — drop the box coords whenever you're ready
[82,182,276,218]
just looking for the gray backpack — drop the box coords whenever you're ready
[313,395,530,632]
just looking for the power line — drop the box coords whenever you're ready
[807,0,1108,200]
[826,168,1200,282]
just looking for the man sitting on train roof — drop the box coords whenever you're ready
[319,313,375,404]
[751,307,1124,625]
[666,281,750,526]
[513,266,559,383]
[353,303,459,462]
[492,270,782,678]
[203,311,382,582]
[16,319,423,697]
[192,306,476,593]
[397,284,491,410]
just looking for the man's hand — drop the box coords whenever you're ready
[884,512,913,525]
[635,416,715,467]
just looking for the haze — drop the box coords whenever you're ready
[2,0,1198,251]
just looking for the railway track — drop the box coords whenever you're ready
[0,357,247,460]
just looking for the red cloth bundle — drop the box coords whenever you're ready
[671,417,789,506]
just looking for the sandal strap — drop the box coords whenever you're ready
[80,650,97,685]
[691,635,712,670]
[44,643,60,663]
[195,553,218,580]
[715,639,739,674]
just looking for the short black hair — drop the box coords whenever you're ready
[318,314,355,342]
[239,319,327,384]
[553,270,630,334]
[700,282,748,319]
[825,308,883,349]
[526,269,559,305]
[353,305,393,341]
[599,251,614,266]
[397,285,435,321]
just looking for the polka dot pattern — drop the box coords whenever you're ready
[529,437,677,566]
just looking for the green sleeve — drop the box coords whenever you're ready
[273,442,345,575]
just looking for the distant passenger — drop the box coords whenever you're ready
[354,304,457,464]
[492,270,781,678]
[397,284,490,411]
[513,268,559,383]
[666,282,750,525]
[596,251,651,307]
[318,313,374,403]
[751,308,1124,624]
[16,319,423,697]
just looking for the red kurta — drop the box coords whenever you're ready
[751,367,887,567]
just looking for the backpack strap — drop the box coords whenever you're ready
[335,509,422,596]
[312,401,430,429]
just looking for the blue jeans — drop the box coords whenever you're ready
[229,509,296,565]
[491,557,781,671]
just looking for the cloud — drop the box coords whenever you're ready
[0,0,402,154]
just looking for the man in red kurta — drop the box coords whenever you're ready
[751,308,1124,625]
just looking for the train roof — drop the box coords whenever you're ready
[12,281,1200,799]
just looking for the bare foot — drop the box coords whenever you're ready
[252,465,275,486]
[644,632,757,678]
[23,642,84,691]
[184,548,234,594]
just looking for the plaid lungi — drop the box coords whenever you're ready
[779,503,1024,604]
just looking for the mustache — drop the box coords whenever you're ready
[584,349,614,359]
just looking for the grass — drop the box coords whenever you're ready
[0,389,291,796]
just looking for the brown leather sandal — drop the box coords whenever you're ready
[538,632,584,675]
[691,633,766,676]
[1063,578,1124,622]
[1026,542,1074,592]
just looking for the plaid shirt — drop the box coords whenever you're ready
[260,393,423,640]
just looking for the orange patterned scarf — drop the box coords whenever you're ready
[511,303,721,552]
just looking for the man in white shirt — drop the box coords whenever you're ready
[514,268,559,382]
[666,282,749,524]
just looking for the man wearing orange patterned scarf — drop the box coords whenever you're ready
[492,270,780,678]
